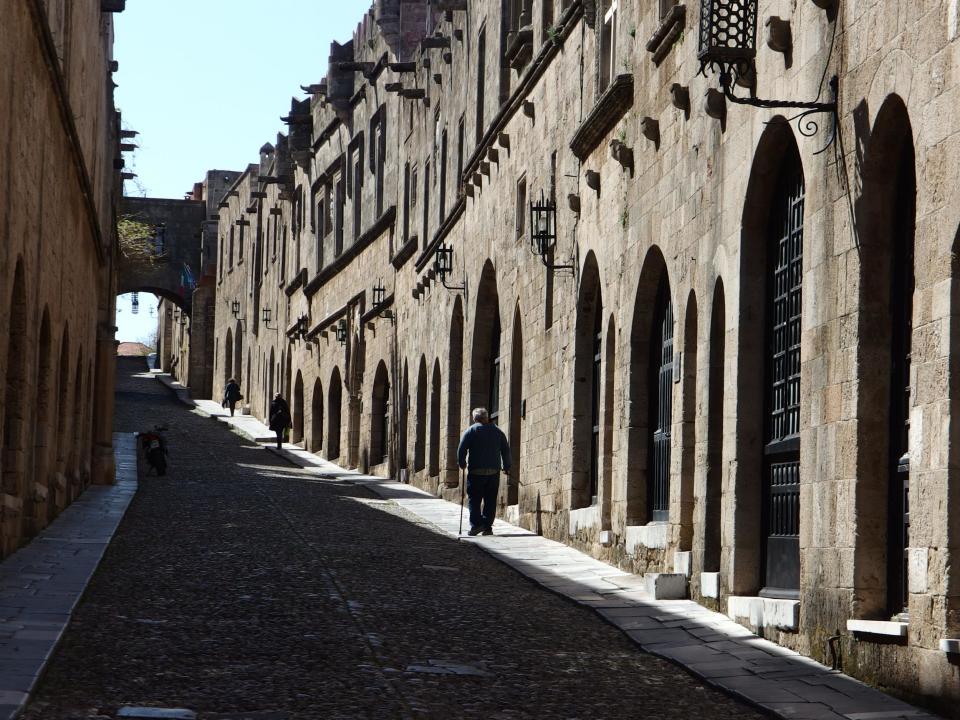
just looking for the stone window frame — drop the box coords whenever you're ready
[598,0,619,94]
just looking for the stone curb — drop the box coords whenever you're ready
[0,434,138,720]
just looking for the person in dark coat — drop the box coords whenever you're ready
[269,393,291,449]
[223,378,242,417]
[457,407,511,536]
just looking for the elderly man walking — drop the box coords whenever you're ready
[457,407,511,536]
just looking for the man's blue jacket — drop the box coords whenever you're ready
[457,422,511,474]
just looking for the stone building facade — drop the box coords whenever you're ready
[207,0,960,711]
[0,1,122,553]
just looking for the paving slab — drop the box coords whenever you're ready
[0,434,137,720]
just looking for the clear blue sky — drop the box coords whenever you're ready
[113,1,364,341]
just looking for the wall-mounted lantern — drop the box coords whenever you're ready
[335,318,348,346]
[371,280,396,324]
[293,313,309,340]
[434,243,465,291]
[698,0,837,149]
[231,300,241,317]
[529,190,573,271]
[262,307,272,328]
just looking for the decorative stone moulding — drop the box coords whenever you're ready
[735,61,757,89]
[464,185,475,198]
[567,194,581,213]
[609,139,634,173]
[443,52,452,64]
[670,84,690,118]
[646,4,686,66]
[640,117,660,149]
[101,0,125,11]
[433,73,442,85]
[498,132,511,149]
[505,27,534,70]
[487,148,499,163]
[473,172,483,188]
[385,82,403,92]
[584,170,600,192]
[480,161,490,176]
[422,35,451,49]
[523,100,535,119]
[704,88,727,124]
[810,0,835,9]
[422,57,432,69]
[765,17,792,55]
[399,88,426,100]
[569,74,634,161]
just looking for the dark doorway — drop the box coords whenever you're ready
[649,277,674,522]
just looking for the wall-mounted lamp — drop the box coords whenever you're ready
[434,243,464,291]
[335,318,348,346]
[293,313,309,340]
[372,281,386,307]
[262,307,273,328]
[231,300,241,317]
[530,190,573,271]
[698,0,837,150]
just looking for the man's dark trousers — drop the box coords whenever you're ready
[466,474,499,530]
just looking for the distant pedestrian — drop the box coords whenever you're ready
[223,378,242,417]
[269,393,291,449]
[457,407,511,536]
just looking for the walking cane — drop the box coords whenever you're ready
[458,468,465,537]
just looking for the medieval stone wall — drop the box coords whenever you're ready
[0,1,120,554]
[207,0,960,710]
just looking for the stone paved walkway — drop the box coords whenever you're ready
[0,434,136,720]
[171,377,944,720]
[21,359,770,719]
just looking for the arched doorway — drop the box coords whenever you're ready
[737,120,805,597]
[234,320,244,386]
[292,371,304,443]
[399,361,409,471]
[703,279,726,574]
[470,261,501,419]
[508,304,523,506]
[601,314,616,531]
[2,261,27,546]
[678,291,698,551]
[429,360,441,477]
[328,367,342,460]
[414,356,427,472]
[371,361,390,466]
[224,327,233,387]
[855,95,916,618]
[572,253,602,509]
[626,246,671,525]
[446,297,464,486]
[311,378,324,452]
[30,308,53,533]
[51,326,71,522]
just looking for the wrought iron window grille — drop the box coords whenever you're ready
[697,0,838,152]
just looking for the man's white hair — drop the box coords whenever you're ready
[472,407,489,423]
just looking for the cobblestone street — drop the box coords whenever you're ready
[19,359,764,719]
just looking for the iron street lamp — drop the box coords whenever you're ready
[372,281,386,307]
[231,300,241,317]
[698,0,837,149]
[529,190,572,271]
[293,313,309,340]
[433,242,465,291]
[335,318,348,346]
[262,307,273,328]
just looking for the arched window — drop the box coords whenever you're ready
[649,278,674,522]
[762,145,804,595]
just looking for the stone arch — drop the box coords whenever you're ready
[310,378,324,452]
[414,356,427,472]
[223,327,234,387]
[601,313,616,531]
[51,325,70,523]
[30,308,54,533]
[267,346,276,417]
[572,252,602,509]
[626,245,673,524]
[292,370,304,443]
[370,361,390,466]
[2,260,28,548]
[70,350,83,495]
[84,360,93,484]
[445,296,465,486]
[234,320,244,386]
[703,278,726,574]
[284,349,292,406]
[429,359,442,477]
[399,361,409,471]
[328,367,342,460]
[854,94,916,619]
[470,260,501,420]
[678,290,698,551]
[736,119,805,596]
[507,303,522,506]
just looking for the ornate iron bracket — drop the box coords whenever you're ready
[717,66,839,154]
